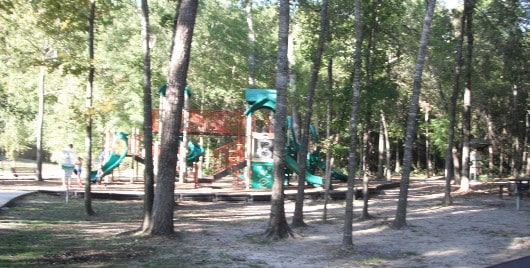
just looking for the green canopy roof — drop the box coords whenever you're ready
[244,89,276,115]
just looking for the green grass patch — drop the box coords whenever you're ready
[0,193,151,267]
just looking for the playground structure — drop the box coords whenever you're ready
[121,88,345,190]
[243,89,348,189]
[89,131,129,183]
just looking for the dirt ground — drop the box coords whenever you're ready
[1,172,529,267]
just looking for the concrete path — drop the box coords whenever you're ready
[0,190,35,208]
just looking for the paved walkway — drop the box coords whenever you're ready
[0,190,35,208]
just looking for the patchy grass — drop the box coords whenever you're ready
[0,193,151,266]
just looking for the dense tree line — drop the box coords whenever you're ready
[0,0,528,238]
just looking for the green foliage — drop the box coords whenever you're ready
[0,0,527,177]
[0,118,31,159]
[429,115,451,157]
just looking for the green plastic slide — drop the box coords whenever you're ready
[90,132,129,183]
[186,140,205,162]
[285,155,324,187]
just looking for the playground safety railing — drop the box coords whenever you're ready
[212,137,246,179]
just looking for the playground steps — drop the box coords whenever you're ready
[212,138,245,180]
[213,161,246,180]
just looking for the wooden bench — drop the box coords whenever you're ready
[10,167,37,179]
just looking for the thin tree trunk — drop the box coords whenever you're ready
[245,0,256,87]
[425,105,432,178]
[525,111,530,175]
[83,0,96,216]
[361,112,371,179]
[140,0,155,233]
[416,132,421,170]
[36,66,45,182]
[292,0,329,228]
[380,111,392,179]
[377,122,384,179]
[392,0,436,229]
[511,84,522,178]
[453,145,461,183]
[486,114,496,177]
[459,0,475,192]
[361,113,372,220]
[322,58,334,222]
[342,0,363,247]
[444,0,466,204]
[395,141,401,174]
[265,0,293,240]
[322,66,333,222]
[150,0,198,235]
[500,145,505,175]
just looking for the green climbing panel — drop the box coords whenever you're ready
[251,162,273,189]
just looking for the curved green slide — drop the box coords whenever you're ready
[186,140,205,162]
[285,155,324,187]
[90,132,129,183]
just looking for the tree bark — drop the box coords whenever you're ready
[292,0,329,228]
[150,0,198,235]
[425,105,432,178]
[377,122,384,179]
[342,0,363,247]
[380,111,392,179]
[459,0,475,192]
[392,0,436,229]
[444,0,467,204]
[395,141,401,174]
[139,0,155,233]
[84,0,96,216]
[264,0,293,240]
[361,112,372,220]
[36,66,45,182]
[322,58,334,223]
[244,0,256,87]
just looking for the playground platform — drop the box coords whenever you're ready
[0,174,399,206]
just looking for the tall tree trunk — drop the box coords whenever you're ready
[416,132,421,169]
[244,0,256,87]
[140,0,155,233]
[377,122,384,179]
[265,0,293,240]
[361,114,372,219]
[444,0,467,204]
[486,114,496,177]
[322,63,333,222]
[292,0,329,228]
[361,112,371,179]
[380,111,392,179]
[392,0,436,229]
[84,0,96,216]
[150,0,198,235]
[460,0,475,192]
[342,0,363,247]
[36,66,45,182]
[525,111,530,175]
[453,145,461,183]
[424,104,432,178]
[511,84,522,178]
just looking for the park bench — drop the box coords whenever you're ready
[497,180,530,198]
[10,167,37,179]
[495,178,530,210]
[497,182,512,198]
